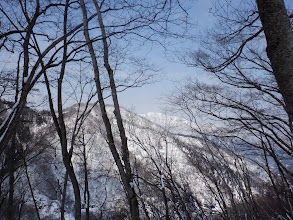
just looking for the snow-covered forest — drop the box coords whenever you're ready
[0,0,293,219]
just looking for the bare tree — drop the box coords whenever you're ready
[0,0,192,218]
[126,113,212,219]
[0,0,100,153]
[79,0,190,218]
[59,82,97,219]
[79,0,140,217]
[43,1,81,219]
[173,0,293,218]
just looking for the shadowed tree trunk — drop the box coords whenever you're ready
[7,133,16,220]
[256,0,293,130]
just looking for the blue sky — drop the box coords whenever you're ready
[116,0,214,114]
[4,0,291,114]
[116,0,293,114]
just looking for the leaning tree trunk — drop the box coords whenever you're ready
[93,1,140,218]
[256,0,293,130]
[79,0,140,218]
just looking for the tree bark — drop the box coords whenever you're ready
[24,154,41,220]
[7,133,16,220]
[256,0,293,129]
[61,172,69,220]
[82,135,90,220]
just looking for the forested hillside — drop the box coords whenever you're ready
[0,0,292,219]
[0,102,279,219]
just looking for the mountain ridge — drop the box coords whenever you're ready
[0,103,275,219]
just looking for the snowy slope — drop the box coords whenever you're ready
[2,104,267,219]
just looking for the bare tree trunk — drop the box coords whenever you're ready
[7,48,22,220]
[135,177,151,220]
[0,1,39,153]
[23,155,41,220]
[256,0,293,129]
[61,172,69,220]
[79,1,140,218]
[44,69,82,219]
[43,1,81,219]
[60,127,79,220]
[93,1,140,218]
[0,0,100,155]
[7,133,16,220]
[58,0,82,217]
[60,89,94,220]
[161,187,170,220]
[82,132,90,220]
[60,140,81,220]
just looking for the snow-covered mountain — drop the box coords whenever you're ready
[0,104,269,219]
